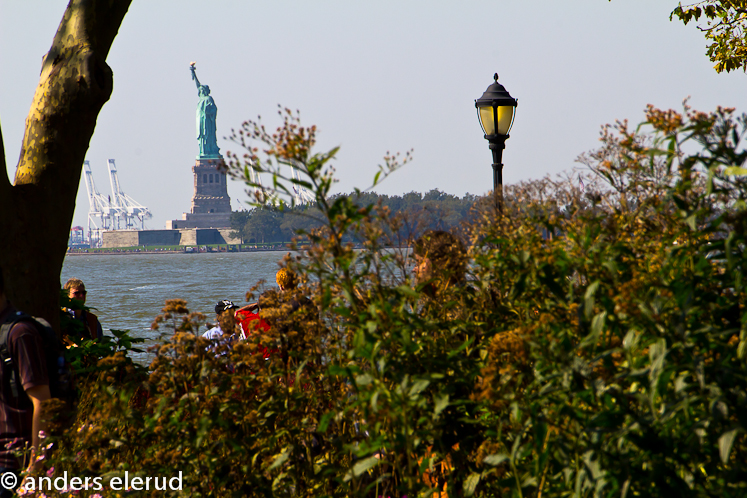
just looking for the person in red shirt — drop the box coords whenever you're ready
[235,268,307,359]
[234,307,270,338]
[235,299,272,360]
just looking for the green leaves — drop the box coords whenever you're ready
[484,453,509,466]
[268,448,290,470]
[671,2,747,73]
[433,394,449,419]
[463,472,481,496]
[583,280,600,320]
[724,166,747,176]
[719,428,740,464]
[351,455,380,477]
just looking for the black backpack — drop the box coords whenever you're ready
[0,311,75,405]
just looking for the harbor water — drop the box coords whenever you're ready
[61,251,287,363]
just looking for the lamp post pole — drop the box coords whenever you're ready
[489,137,507,213]
[475,74,517,214]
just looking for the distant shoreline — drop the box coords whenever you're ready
[65,243,398,256]
[66,242,384,256]
[66,245,293,256]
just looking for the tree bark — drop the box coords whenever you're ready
[0,0,131,332]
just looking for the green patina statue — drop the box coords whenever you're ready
[190,63,221,159]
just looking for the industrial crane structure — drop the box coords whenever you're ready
[248,164,314,206]
[83,160,113,247]
[290,166,315,205]
[82,160,151,247]
[107,159,152,230]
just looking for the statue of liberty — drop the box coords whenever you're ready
[189,63,221,158]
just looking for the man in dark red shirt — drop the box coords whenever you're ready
[62,277,103,342]
[0,268,50,496]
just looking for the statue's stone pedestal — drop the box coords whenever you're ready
[166,213,231,229]
[167,157,232,229]
[102,228,241,247]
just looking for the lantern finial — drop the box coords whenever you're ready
[494,73,499,82]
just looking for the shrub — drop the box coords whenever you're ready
[34,104,747,497]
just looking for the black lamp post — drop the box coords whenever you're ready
[475,73,517,213]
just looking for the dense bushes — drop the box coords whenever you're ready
[31,104,747,497]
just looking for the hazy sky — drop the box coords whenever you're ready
[2,1,746,230]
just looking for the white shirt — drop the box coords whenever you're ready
[202,326,224,340]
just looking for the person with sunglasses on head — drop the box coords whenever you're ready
[201,300,244,359]
[61,278,103,343]
[203,300,239,341]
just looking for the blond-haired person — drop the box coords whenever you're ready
[238,267,299,315]
[275,268,297,292]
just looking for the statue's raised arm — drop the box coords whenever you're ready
[189,62,201,91]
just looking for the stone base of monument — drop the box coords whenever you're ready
[102,227,241,248]
[166,157,232,229]
[166,212,231,230]
[190,158,231,213]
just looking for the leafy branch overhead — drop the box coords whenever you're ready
[671,1,747,72]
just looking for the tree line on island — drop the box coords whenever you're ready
[230,189,481,244]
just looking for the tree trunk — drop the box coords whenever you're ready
[0,0,131,332]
